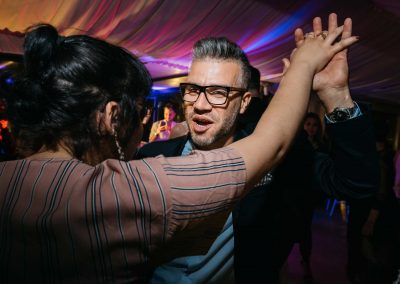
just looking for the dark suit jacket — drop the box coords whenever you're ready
[136,110,379,283]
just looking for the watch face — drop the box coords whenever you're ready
[333,110,350,121]
[327,104,357,123]
[328,109,351,122]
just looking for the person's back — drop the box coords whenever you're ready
[0,151,248,283]
[1,159,161,282]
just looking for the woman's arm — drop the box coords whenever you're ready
[231,16,359,189]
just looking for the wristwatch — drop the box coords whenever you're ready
[326,105,357,123]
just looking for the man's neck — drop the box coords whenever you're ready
[190,135,236,151]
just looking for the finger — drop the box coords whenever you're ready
[339,18,352,55]
[328,13,338,33]
[342,17,352,39]
[325,25,344,44]
[288,48,297,62]
[304,32,315,40]
[294,28,305,47]
[313,17,322,35]
[331,36,359,53]
[282,58,291,74]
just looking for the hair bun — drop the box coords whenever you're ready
[24,24,60,80]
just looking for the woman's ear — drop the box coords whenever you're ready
[102,101,120,134]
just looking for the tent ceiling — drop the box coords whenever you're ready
[1,0,399,105]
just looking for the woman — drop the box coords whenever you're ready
[303,112,327,152]
[295,112,328,280]
[0,20,357,283]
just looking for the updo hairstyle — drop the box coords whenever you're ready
[7,24,152,160]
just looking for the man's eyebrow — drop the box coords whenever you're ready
[184,82,233,87]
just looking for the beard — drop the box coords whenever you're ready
[187,107,240,150]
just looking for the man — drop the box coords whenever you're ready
[138,14,379,283]
[149,102,177,142]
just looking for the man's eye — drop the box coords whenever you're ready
[209,89,227,96]
[187,88,199,93]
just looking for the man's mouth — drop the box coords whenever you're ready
[192,116,213,133]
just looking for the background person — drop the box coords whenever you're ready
[303,112,328,152]
[149,102,177,142]
[140,102,154,144]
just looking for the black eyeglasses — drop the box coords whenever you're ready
[179,83,247,105]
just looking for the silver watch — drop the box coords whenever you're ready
[326,105,356,122]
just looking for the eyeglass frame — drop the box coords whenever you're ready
[179,83,248,106]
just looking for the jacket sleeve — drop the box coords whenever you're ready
[313,107,380,200]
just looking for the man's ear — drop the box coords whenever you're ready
[239,92,252,114]
[102,101,120,134]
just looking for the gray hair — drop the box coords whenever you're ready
[192,37,251,88]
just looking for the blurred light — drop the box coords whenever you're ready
[0,119,8,129]
[0,61,14,70]
[151,86,179,96]
[152,86,169,91]
[5,77,14,85]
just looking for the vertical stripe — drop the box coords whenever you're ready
[127,163,149,260]
[84,172,100,282]
[90,166,108,283]
[98,167,115,283]
[49,160,81,281]
[110,171,129,269]
[135,167,153,246]
[0,159,27,282]
[142,159,168,243]
[115,161,144,262]
[65,199,80,284]
[20,159,52,282]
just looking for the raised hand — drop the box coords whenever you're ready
[291,21,358,78]
[294,13,357,112]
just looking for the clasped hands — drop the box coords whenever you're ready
[283,13,358,112]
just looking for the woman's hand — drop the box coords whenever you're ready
[291,20,358,76]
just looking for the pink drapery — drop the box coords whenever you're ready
[1,0,400,104]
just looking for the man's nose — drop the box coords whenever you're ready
[193,92,213,111]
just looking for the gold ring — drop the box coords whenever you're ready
[319,31,328,40]
[304,32,315,39]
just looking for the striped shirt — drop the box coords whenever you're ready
[0,148,246,283]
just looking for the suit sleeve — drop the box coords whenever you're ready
[313,108,380,200]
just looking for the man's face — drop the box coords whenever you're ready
[184,59,251,150]
[164,107,176,122]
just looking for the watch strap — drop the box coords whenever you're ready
[325,101,361,123]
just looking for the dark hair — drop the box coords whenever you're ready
[163,102,176,111]
[192,37,251,88]
[7,24,152,159]
[248,65,260,92]
[304,112,323,142]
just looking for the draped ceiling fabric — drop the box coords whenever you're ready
[0,0,399,104]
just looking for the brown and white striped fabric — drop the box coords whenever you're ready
[0,147,246,283]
